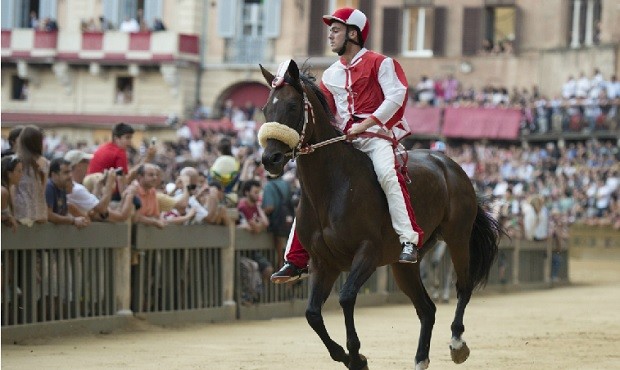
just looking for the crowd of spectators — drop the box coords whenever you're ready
[80,9,166,33]
[410,67,620,135]
[2,113,618,292]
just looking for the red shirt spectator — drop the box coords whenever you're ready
[87,141,129,175]
[87,123,134,175]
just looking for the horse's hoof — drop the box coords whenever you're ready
[415,358,429,370]
[348,354,368,370]
[450,341,470,364]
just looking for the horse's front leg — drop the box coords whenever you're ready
[339,241,378,370]
[305,264,348,367]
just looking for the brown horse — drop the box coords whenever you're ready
[258,60,501,370]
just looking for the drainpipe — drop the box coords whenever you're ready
[195,0,208,106]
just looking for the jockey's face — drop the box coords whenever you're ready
[328,22,347,53]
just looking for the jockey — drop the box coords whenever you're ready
[270,7,424,283]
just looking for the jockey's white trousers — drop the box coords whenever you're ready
[352,127,420,246]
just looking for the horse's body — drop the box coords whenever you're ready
[258,60,501,370]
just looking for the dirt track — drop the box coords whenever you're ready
[3,258,620,370]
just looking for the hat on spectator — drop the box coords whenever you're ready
[64,149,93,167]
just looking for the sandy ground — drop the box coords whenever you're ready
[2,258,620,370]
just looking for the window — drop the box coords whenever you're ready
[1,0,57,29]
[11,76,29,101]
[462,5,519,56]
[568,0,602,48]
[103,0,163,31]
[483,6,516,54]
[115,77,133,104]
[402,7,434,57]
[241,0,264,37]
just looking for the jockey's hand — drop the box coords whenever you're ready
[346,117,377,140]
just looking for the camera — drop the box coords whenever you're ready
[151,137,157,146]
[187,184,197,191]
[115,168,123,176]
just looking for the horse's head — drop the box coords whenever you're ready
[257,60,308,175]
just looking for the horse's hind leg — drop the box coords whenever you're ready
[305,265,350,367]
[442,232,474,364]
[391,262,436,370]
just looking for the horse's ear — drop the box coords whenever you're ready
[260,64,274,86]
[287,60,303,92]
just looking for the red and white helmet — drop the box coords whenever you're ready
[322,7,369,43]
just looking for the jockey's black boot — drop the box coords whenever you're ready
[399,242,418,263]
[270,261,309,284]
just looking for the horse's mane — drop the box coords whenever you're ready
[284,67,337,128]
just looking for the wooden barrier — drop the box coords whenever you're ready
[568,224,620,260]
[1,223,132,343]
[2,221,589,344]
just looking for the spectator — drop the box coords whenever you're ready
[152,18,166,31]
[237,179,269,233]
[1,155,23,232]
[132,164,166,228]
[1,126,24,158]
[83,172,137,222]
[88,122,155,196]
[29,11,38,29]
[210,137,240,204]
[119,17,140,33]
[64,150,118,221]
[261,173,295,266]
[46,158,89,228]
[13,125,48,225]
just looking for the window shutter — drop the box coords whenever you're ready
[2,0,14,29]
[39,0,57,21]
[307,0,326,55]
[264,0,281,39]
[358,0,373,49]
[462,7,482,56]
[382,7,400,56]
[512,6,521,55]
[432,6,447,56]
[217,0,237,38]
[103,0,121,29]
[143,0,163,29]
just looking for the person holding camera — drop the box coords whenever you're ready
[87,123,156,199]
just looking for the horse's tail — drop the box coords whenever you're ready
[468,197,502,289]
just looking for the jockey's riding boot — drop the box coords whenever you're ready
[399,242,418,264]
[270,261,309,284]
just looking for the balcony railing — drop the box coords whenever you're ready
[1,29,199,64]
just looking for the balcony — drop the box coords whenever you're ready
[1,29,199,65]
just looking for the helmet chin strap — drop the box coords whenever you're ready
[337,33,361,56]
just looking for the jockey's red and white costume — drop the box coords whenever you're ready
[281,8,424,270]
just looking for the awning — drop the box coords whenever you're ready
[442,107,521,139]
[186,119,236,137]
[404,106,442,135]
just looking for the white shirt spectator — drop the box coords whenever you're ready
[576,74,590,98]
[67,182,100,214]
[562,77,576,99]
[176,125,192,140]
[606,77,620,99]
[119,18,140,33]
[188,139,205,160]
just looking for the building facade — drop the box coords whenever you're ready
[1,0,619,142]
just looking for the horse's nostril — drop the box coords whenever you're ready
[270,153,283,164]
